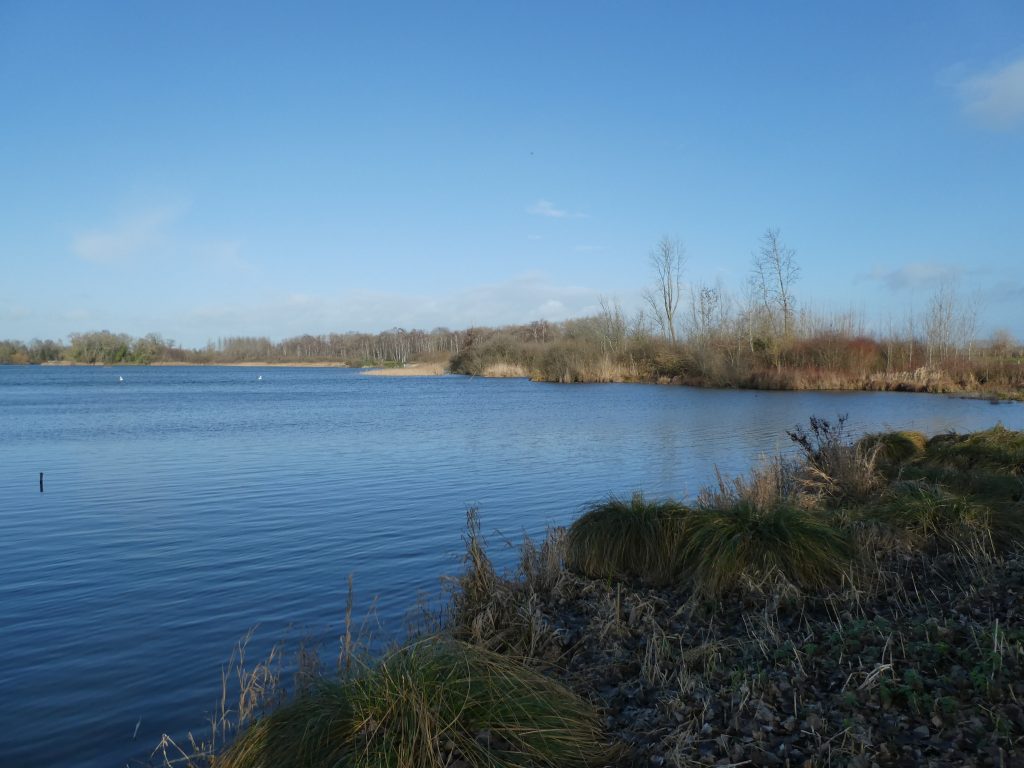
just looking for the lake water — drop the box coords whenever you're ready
[2,365,1022,767]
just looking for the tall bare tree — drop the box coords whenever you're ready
[643,236,686,344]
[751,227,800,338]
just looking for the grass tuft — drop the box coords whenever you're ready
[861,481,1024,557]
[925,424,1024,475]
[449,509,565,659]
[680,500,853,598]
[856,430,927,468]
[218,639,609,768]
[564,492,687,585]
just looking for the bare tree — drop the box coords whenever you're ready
[956,290,980,362]
[595,296,627,354]
[688,282,725,347]
[751,227,800,338]
[643,236,686,344]
[925,283,956,366]
[924,283,981,365]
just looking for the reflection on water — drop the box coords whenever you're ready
[1,365,1021,767]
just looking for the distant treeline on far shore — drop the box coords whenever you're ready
[3,312,1022,398]
[3,230,1023,396]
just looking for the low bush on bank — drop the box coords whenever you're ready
[564,493,688,585]
[219,640,608,768]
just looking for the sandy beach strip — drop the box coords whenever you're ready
[362,362,449,376]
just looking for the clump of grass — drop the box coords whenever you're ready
[697,456,802,512]
[788,415,882,502]
[925,424,1024,475]
[680,500,853,598]
[219,639,609,768]
[856,430,927,469]
[564,492,688,585]
[449,509,564,659]
[865,481,1024,558]
[453,507,500,620]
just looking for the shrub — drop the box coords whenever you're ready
[564,493,688,585]
[220,640,609,768]
[679,501,853,598]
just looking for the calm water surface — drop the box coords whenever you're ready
[2,365,1022,767]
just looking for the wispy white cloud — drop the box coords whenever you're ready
[72,206,182,264]
[956,55,1024,130]
[862,263,963,291]
[71,206,250,277]
[527,199,586,219]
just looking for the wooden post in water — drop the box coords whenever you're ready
[39,472,44,493]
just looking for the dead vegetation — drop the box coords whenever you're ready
[447,421,1024,766]
[155,422,1024,768]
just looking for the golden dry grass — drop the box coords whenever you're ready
[362,363,449,376]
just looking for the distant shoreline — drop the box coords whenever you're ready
[18,360,1023,400]
[35,360,452,375]
[40,360,352,368]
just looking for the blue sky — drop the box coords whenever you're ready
[1,1,1022,346]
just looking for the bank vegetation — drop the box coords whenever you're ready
[4,231,1022,398]
[156,420,1024,767]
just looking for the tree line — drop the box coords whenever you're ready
[0,328,465,366]
[450,230,1021,394]
[1,228,1021,394]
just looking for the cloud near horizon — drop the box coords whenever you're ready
[956,55,1024,131]
[179,274,606,345]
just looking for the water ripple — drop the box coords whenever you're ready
[1,366,1021,767]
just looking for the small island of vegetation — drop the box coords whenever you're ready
[157,419,1024,768]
